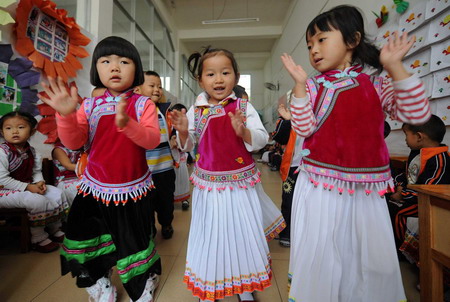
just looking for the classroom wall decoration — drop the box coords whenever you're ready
[372,0,450,130]
[14,0,91,83]
[0,0,15,41]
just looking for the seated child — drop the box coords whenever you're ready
[168,103,191,210]
[52,141,82,206]
[387,114,450,253]
[0,111,67,252]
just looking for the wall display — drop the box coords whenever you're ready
[398,1,426,33]
[432,68,450,98]
[430,39,450,72]
[406,22,429,56]
[0,0,15,41]
[0,44,40,116]
[404,48,431,76]
[425,0,449,20]
[14,0,91,82]
[433,96,450,125]
[427,11,450,44]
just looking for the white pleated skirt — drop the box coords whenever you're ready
[184,183,284,301]
[288,171,406,302]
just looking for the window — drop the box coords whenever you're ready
[238,74,251,99]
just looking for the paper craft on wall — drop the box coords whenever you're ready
[433,96,450,125]
[427,11,450,44]
[430,39,450,72]
[0,0,16,41]
[404,48,431,76]
[426,0,449,20]
[393,0,409,14]
[406,23,429,56]
[373,24,398,50]
[432,68,450,98]
[373,5,389,28]
[422,73,434,98]
[0,44,40,116]
[14,0,91,83]
[399,1,426,33]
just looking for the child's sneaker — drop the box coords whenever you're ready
[182,200,190,210]
[133,274,160,302]
[279,238,290,247]
[86,277,117,302]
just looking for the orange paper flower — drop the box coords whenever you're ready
[14,0,91,83]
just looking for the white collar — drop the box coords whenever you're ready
[194,91,237,107]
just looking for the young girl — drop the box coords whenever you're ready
[0,111,67,253]
[169,103,191,210]
[281,5,430,302]
[169,48,285,302]
[52,141,82,206]
[39,36,162,302]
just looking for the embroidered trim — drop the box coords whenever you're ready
[265,215,286,241]
[184,255,272,301]
[190,163,261,191]
[134,96,148,122]
[194,106,227,139]
[78,170,154,206]
[61,234,116,264]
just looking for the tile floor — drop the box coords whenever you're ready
[0,162,420,301]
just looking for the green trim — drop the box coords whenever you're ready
[117,240,160,284]
[60,234,116,264]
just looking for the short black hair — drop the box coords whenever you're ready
[90,36,144,88]
[402,115,446,143]
[144,71,161,78]
[0,111,38,130]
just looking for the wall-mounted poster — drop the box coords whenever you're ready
[427,10,450,44]
[406,23,430,57]
[432,68,450,98]
[0,62,22,115]
[404,48,431,76]
[426,0,450,20]
[430,39,450,72]
[399,1,427,33]
[433,96,450,125]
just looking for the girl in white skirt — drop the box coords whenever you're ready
[169,103,191,210]
[169,47,285,302]
[281,5,430,302]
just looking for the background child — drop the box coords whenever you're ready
[0,111,66,253]
[134,70,176,239]
[169,47,285,302]
[52,141,82,206]
[388,114,450,259]
[168,103,191,210]
[40,36,162,302]
[281,5,430,301]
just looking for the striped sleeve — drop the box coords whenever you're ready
[289,91,316,138]
[380,74,430,125]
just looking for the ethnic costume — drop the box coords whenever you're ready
[0,142,67,244]
[180,92,285,301]
[52,143,82,206]
[288,66,430,302]
[57,89,161,301]
[171,145,191,203]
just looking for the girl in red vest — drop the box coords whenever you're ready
[281,5,430,302]
[169,47,285,302]
[40,36,161,302]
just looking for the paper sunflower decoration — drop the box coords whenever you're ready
[0,44,40,116]
[14,0,91,83]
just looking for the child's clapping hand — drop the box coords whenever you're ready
[40,77,79,116]
[115,97,130,128]
[281,53,308,98]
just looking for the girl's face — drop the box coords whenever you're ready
[199,54,238,105]
[96,54,136,96]
[307,26,354,72]
[1,116,34,148]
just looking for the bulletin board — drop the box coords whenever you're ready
[371,0,450,129]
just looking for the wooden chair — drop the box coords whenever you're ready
[0,158,55,253]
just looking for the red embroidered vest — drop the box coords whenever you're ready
[79,90,153,205]
[302,69,390,184]
[191,98,260,189]
[0,142,35,183]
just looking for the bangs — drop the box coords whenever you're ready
[306,13,339,40]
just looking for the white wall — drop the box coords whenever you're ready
[263,0,449,155]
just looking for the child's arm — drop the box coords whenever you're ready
[379,31,431,124]
[281,54,316,137]
[231,102,269,151]
[52,148,76,171]
[117,98,160,150]
[168,107,194,152]
[40,77,89,150]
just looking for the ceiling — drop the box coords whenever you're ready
[163,0,294,70]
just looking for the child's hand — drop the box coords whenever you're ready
[168,109,188,134]
[26,183,45,195]
[39,77,79,116]
[281,53,307,98]
[228,109,247,138]
[115,97,130,128]
[380,31,415,81]
[278,104,291,120]
[35,181,47,194]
